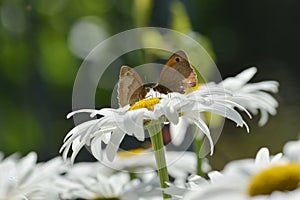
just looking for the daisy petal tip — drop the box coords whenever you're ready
[210,148,214,156]
[250,66,258,72]
[245,123,250,133]
[66,113,73,119]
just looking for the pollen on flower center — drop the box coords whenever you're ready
[128,97,160,111]
[117,148,145,158]
[248,163,300,196]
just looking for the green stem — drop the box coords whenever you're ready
[148,123,171,199]
[194,135,205,176]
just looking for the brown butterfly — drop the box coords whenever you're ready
[117,50,198,107]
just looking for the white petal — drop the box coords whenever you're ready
[164,105,179,124]
[106,130,125,161]
[208,171,223,183]
[123,109,145,141]
[255,147,270,168]
[71,138,86,163]
[67,109,99,119]
[170,117,190,146]
[220,67,257,90]
[17,152,37,185]
[91,136,104,161]
[190,117,213,155]
[271,153,283,164]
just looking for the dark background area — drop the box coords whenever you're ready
[0,0,299,169]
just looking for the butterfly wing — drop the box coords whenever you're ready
[117,66,147,107]
[157,50,198,94]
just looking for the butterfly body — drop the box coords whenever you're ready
[117,50,198,107]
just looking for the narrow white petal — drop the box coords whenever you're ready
[18,152,38,183]
[164,105,179,124]
[190,117,214,155]
[170,117,190,146]
[63,119,99,142]
[123,109,145,141]
[235,67,257,81]
[91,136,104,161]
[255,147,270,167]
[271,153,283,164]
[61,143,71,161]
[258,109,269,126]
[70,138,86,163]
[67,109,99,119]
[106,130,125,161]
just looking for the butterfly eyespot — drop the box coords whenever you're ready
[175,57,180,62]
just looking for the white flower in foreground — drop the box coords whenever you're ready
[100,148,211,184]
[164,172,220,199]
[283,140,300,162]
[170,67,279,145]
[0,152,66,200]
[61,83,249,162]
[180,147,300,200]
[55,162,161,200]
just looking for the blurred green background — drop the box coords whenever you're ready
[0,0,299,169]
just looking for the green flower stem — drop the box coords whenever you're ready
[148,123,171,199]
[194,137,205,176]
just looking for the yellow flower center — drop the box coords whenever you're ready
[117,148,145,158]
[248,163,300,196]
[185,83,201,94]
[128,97,160,111]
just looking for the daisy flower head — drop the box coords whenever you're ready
[60,56,258,200]
[60,80,250,163]
[0,152,66,200]
[182,146,300,200]
[61,50,257,164]
[55,162,161,200]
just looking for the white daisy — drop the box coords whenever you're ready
[0,152,66,200]
[181,147,300,200]
[55,162,161,200]
[170,67,279,146]
[61,83,249,163]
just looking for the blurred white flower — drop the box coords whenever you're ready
[178,147,300,200]
[170,67,279,146]
[61,84,248,162]
[100,148,211,184]
[55,162,161,200]
[164,173,218,199]
[283,140,300,162]
[0,152,66,200]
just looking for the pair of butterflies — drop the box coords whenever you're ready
[117,50,198,107]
